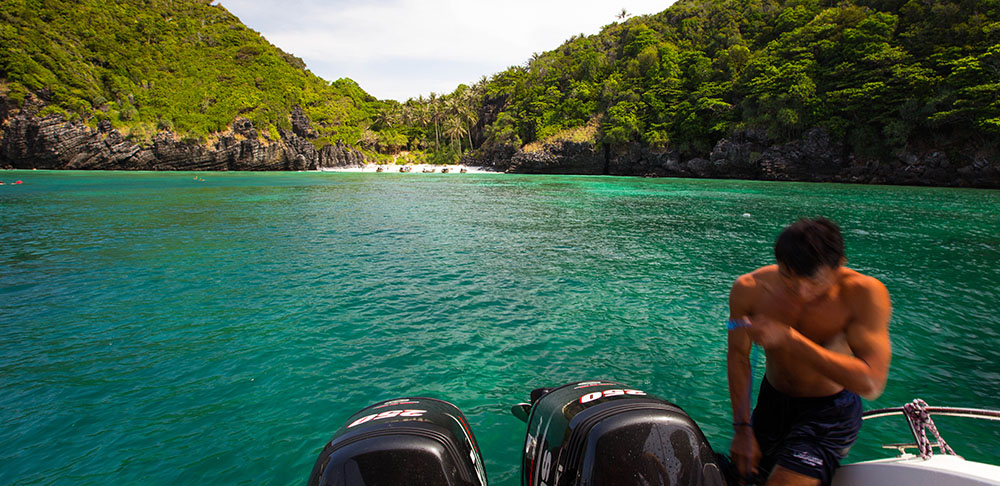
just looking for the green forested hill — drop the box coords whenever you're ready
[0,0,380,147]
[463,0,1000,160]
[377,0,995,178]
[2,0,998,180]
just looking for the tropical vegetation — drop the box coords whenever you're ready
[2,0,998,169]
[1,0,381,150]
[402,0,1000,164]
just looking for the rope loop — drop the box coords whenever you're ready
[902,399,959,460]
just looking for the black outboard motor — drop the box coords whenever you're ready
[514,381,724,486]
[309,397,488,486]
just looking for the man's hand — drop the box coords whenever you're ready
[746,314,791,350]
[730,426,761,481]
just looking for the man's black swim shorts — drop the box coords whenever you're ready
[752,377,863,485]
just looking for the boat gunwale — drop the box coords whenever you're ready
[863,406,1000,421]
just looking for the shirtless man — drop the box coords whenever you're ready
[727,218,892,486]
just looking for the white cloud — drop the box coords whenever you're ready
[217,0,678,101]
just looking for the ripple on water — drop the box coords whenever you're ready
[1,172,998,485]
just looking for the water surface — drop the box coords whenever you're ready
[1,171,997,484]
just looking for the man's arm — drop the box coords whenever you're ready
[842,277,892,398]
[750,277,892,400]
[727,276,754,423]
[727,274,761,477]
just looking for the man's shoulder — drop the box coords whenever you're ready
[839,268,889,295]
[839,268,891,309]
[730,266,775,312]
[732,265,779,293]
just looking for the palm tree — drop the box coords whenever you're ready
[400,96,428,150]
[444,95,462,147]
[457,90,479,151]
[463,107,478,151]
[616,8,630,20]
[414,101,432,151]
[375,107,394,130]
[410,96,428,127]
[444,117,467,151]
[399,103,412,126]
[429,93,443,151]
[387,105,402,128]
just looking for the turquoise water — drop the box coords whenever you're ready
[1,170,998,485]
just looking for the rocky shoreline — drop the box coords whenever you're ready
[2,96,997,188]
[0,98,368,172]
[462,127,999,188]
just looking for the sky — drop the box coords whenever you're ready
[216,0,679,102]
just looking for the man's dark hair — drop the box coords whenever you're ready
[774,217,845,277]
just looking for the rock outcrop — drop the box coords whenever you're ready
[463,127,999,188]
[506,140,605,175]
[4,93,996,187]
[0,96,368,171]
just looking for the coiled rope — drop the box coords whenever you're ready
[903,398,959,460]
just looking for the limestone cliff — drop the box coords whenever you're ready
[463,128,1000,188]
[0,96,367,171]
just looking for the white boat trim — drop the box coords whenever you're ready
[831,401,1000,486]
[834,454,1000,486]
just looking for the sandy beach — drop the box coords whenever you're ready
[318,164,498,174]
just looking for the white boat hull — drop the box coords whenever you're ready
[833,454,1000,486]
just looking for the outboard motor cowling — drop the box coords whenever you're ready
[309,397,487,486]
[519,381,723,486]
